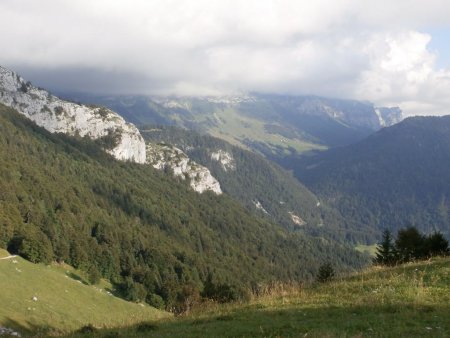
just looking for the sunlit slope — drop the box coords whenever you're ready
[0,252,168,334]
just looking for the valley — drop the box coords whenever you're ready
[2,1,450,336]
[0,64,448,338]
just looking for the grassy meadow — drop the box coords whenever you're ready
[1,248,449,337]
[0,249,169,336]
[66,257,450,338]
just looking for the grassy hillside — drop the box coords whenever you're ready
[0,250,168,336]
[67,257,450,337]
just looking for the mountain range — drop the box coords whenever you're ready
[59,92,403,161]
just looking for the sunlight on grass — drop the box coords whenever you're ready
[3,255,449,337]
[355,243,378,257]
[0,251,169,335]
[66,257,450,337]
[206,107,325,154]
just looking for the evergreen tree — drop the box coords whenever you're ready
[316,262,335,283]
[374,229,396,266]
[423,232,449,257]
[395,227,424,262]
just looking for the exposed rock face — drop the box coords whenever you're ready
[211,150,236,171]
[288,211,306,226]
[146,143,222,194]
[253,200,269,214]
[0,66,146,163]
[375,107,403,127]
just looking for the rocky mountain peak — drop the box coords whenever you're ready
[0,66,146,163]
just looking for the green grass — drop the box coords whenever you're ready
[66,257,450,337]
[355,244,378,257]
[0,252,169,336]
[0,248,9,258]
[197,107,325,155]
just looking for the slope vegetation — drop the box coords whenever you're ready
[141,126,369,242]
[68,257,450,337]
[291,116,450,241]
[0,249,168,335]
[0,104,365,312]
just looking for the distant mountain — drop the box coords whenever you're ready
[60,93,403,161]
[0,66,146,163]
[291,116,450,240]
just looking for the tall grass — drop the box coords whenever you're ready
[66,257,450,337]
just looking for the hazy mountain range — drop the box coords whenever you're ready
[60,92,403,162]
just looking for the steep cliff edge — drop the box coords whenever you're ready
[0,66,146,163]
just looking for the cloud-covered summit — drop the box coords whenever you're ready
[1,0,450,116]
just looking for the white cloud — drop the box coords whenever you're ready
[356,31,450,116]
[1,0,450,115]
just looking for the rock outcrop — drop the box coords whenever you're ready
[146,143,222,194]
[211,150,236,171]
[0,66,146,163]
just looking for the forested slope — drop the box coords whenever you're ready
[292,116,450,241]
[0,104,366,310]
[141,126,375,243]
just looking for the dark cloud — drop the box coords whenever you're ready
[1,0,450,115]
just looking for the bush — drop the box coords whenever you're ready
[120,278,147,302]
[174,284,201,314]
[87,265,102,285]
[201,273,242,303]
[146,293,165,310]
[316,263,335,283]
[77,324,97,334]
[8,228,53,264]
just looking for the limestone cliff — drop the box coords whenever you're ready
[0,66,146,163]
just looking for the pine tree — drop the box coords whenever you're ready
[395,226,424,262]
[316,262,335,283]
[374,229,396,266]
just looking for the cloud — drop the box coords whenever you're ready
[1,0,450,115]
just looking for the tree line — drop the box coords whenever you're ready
[374,226,449,266]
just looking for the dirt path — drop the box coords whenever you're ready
[0,255,17,260]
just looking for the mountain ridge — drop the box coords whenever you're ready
[0,66,146,163]
[59,92,403,162]
[291,115,450,240]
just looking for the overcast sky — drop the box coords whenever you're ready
[1,0,450,116]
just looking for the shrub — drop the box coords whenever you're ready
[146,293,165,310]
[53,106,64,116]
[8,228,53,264]
[87,265,102,285]
[316,263,335,283]
[201,273,242,303]
[77,324,97,334]
[120,278,147,302]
